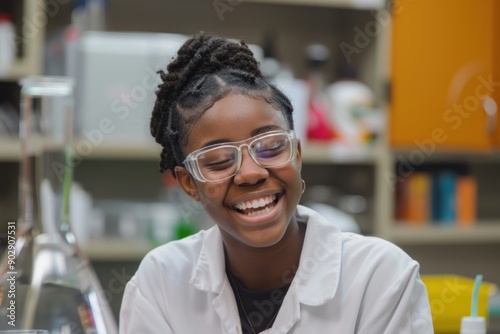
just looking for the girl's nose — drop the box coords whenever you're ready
[233,146,269,186]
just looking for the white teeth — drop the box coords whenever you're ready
[247,206,271,217]
[234,194,277,212]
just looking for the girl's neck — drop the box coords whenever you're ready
[223,220,306,291]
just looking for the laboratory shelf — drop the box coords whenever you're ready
[244,0,384,9]
[0,139,20,161]
[74,139,161,160]
[386,222,500,244]
[301,141,378,165]
[0,139,160,161]
[81,239,154,261]
[0,138,379,164]
[392,148,500,164]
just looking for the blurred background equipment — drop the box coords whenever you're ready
[0,76,117,333]
[302,184,366,234]
[0,13,15,78]
[76,31,188,143]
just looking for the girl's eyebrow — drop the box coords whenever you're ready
[200,138,231,148]
[251,125,284,136]
[199,125,285,149]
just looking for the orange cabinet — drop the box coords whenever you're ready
[390,0,499,150]
[493,0,500,146]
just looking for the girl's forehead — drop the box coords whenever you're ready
[185,94,288,150]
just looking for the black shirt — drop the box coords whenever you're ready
[226,269,291,334]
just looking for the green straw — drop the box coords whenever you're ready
[471,274,483,317]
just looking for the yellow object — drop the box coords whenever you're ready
[421,275,497,334]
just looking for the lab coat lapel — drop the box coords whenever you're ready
[261,281,301,333]
[213,280,241,334]
[189,226,226,293]
[262,206,343,333]
[295,205,342,306]
[189,226,241,333]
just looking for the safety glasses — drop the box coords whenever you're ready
[183,130,297,182]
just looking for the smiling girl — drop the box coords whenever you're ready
[119,32,433,334]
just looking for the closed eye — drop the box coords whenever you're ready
[204,158,235,170]
[256,143,286,158]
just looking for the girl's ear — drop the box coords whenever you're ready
[175,166,200,202]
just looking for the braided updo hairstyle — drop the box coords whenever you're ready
[151,32,294,175]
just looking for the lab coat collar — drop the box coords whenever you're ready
[189,205,342,307]
[189,224,226,293]
[294,205,342,306]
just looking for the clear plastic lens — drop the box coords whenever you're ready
[198,149,237,170]
[186,131,295,182]
[252,137,288,161]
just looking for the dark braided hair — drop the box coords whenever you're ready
[151,32,294,175]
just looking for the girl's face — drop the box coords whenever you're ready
[176,93,303,249]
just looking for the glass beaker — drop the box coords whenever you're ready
[0,77,117,333]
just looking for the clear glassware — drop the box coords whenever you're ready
[0,77,117,333]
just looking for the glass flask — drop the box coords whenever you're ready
[0,77,118,333]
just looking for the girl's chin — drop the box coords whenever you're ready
[238,223,289,249]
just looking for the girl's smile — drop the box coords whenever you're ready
[228,189,283,226]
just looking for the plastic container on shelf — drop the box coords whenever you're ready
[304,44,337,142]
[326,69,376,146]
[0,13,16,78]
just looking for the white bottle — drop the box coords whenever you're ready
[461,274,487,334]
[326,72,375,144]
[460,316,486,334]
[0,13,15,78]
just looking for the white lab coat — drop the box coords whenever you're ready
[120,205,433,333]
